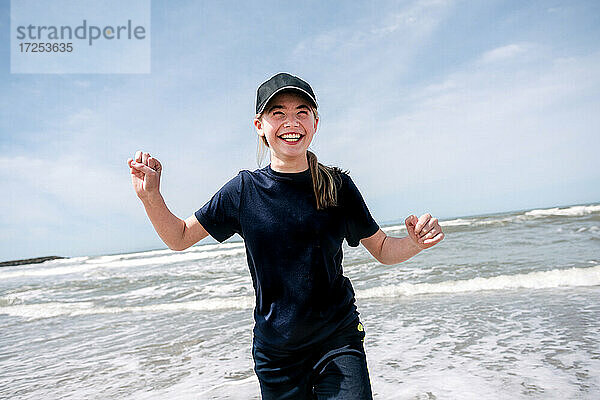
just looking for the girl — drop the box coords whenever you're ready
[127,72,444,399]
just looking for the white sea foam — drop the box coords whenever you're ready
[86,241,245,264]
[381,218,478,234]
[49,256,90,264]
[4,266,599,320]
[439,218,475,227]
[0,246,246,279]
[379,204,600,231]
[357,265,600,299]
[0,264,94,279]
[0,296,255,320]
[525,204,600,217]
[381,224,406,232]
[0,296,23,307]
[88,248,246,269]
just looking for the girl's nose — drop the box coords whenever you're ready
[284,115,300,127]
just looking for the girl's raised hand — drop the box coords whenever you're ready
[405,213,445,249]
[127,150,162,200]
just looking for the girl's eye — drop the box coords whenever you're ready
[273,111,284,116]
[298,111,308,115]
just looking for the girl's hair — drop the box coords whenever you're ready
[255,106,345,210]
[307,150,345,210]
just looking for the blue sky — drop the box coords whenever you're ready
[1,0,599,261]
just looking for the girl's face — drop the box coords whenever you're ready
[254,91,319,168]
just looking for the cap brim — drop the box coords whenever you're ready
[257,86,318,114]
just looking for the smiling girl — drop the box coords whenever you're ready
[128,73,444,399]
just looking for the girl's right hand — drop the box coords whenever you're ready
[127,150,162,200]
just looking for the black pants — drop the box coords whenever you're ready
[252,319,373,399]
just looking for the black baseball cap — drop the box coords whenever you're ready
[255,73,318,115]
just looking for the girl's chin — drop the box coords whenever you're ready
[272,148,309,160]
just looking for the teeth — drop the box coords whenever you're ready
[281,133,301,139]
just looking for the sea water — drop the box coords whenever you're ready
[1,203,599,399]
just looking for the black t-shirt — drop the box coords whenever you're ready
[195,164,379,351]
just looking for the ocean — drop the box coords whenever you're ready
[1,203,599,399]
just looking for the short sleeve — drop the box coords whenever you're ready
[194,172,243,243]
[341,174,380,247]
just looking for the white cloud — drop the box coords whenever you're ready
[318,49,600,206]
[371,0,453,37]
[479,43,530,64]
[0,154,137,219]
[292,0,455,60]
[73,80,91,88]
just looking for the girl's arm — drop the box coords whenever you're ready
[138,192,209,251]
[360,214,444,265]
[128,151,209,251]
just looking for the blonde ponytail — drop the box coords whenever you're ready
[307,150,345,210]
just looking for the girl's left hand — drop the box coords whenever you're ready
[405,213,445,249]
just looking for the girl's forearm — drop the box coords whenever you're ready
[379,235,422,265]
[140,192,186,251]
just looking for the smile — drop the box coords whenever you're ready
[279,133,304,143]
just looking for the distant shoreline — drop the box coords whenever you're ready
[0,256,67,267]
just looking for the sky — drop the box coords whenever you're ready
[1,0,599,261]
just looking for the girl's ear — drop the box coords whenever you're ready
[254,118,264,136]
[314,116,319,132]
